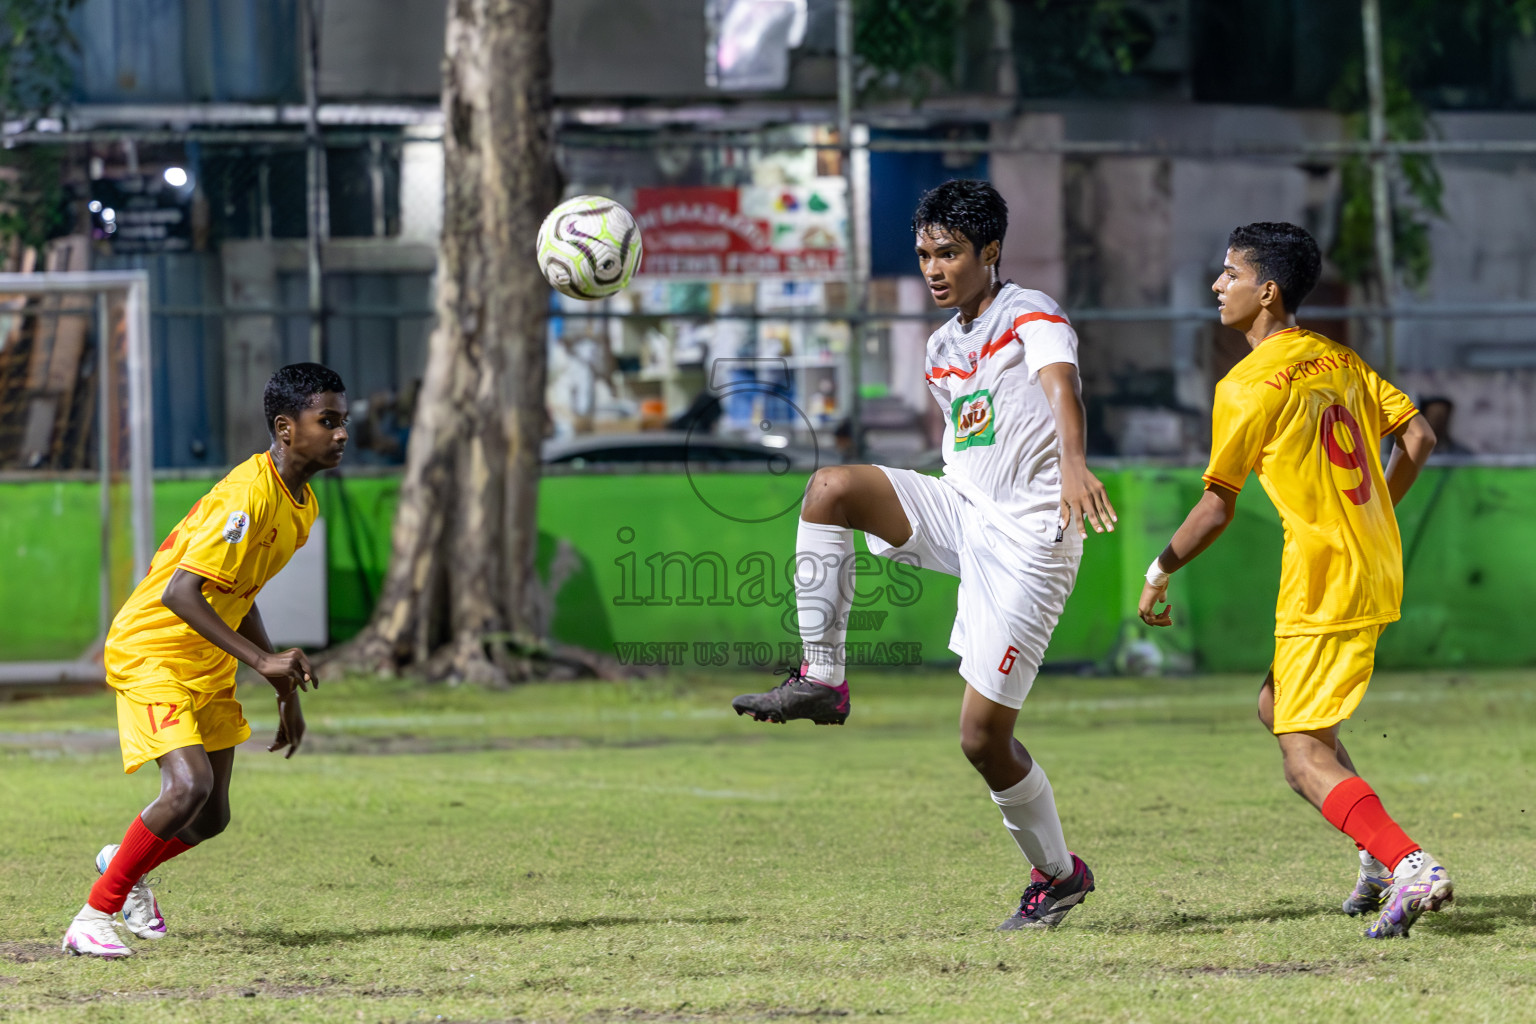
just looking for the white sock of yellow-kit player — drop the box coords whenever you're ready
[794,519,853,687]
[991,762,1074,881]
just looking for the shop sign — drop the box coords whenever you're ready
[634,182,846,278]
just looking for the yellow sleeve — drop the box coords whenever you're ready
[1202,378,1268,493]
[1368,366,1418,437]
[177,484,271,587]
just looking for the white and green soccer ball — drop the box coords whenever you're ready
[536,195,644,300]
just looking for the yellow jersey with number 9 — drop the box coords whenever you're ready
[105,452,318,694]
[1202,327,1418,636]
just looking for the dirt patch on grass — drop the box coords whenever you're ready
[36,980,424,1004]
[0,942,58,963]
[583,1013,854,1019]
[0,730,119,754]
[1178,962,1336,977]
[585,1008,853,1022]
[300,733,765,756]
[20,989,855,1022]
[0,731,763,757]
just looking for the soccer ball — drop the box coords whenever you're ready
[536,195,644,300]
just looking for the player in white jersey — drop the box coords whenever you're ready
[732,180,1117,929]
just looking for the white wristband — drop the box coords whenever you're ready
[1145,556,1170,589]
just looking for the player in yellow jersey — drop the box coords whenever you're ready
[62,363,348,958]
[1135,223,1449,940]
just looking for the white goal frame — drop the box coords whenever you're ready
[0,270,153,688]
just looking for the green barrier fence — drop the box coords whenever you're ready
[2,466,1530,673]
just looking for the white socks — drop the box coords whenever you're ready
[1359,849,1388,876]
[1393,849,1424,881]
[990,763,1073,881]
[794,519,854,686]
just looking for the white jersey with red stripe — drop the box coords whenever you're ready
[924,282,1079,525]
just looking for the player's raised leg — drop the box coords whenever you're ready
[961,686,1094,930]
[731,465,911,725]
[63,745,218,956]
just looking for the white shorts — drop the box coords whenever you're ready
[864,467,1082,709]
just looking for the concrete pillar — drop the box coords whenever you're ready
[221,240,281,460]
[1064,157,1175,453]
[889,276,934,415]
[989,113,1066,299]
[399,127,444,247]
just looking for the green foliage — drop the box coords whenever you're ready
[855,0,1153,102]
[0,144,68,250]
[0,0,81,119]
[1012,0,1156,97]
[1331,77,1444,292]
[1331,0,1535,291]
[1,0,81,252]
[854,0,968,100]
[1461,0,1536,38]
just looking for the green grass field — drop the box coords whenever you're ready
[0,669,1532,1023]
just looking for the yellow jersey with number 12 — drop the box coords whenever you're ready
[105,451,318,694]
[1202,327,1418,636]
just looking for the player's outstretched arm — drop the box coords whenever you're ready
[1385,414,1436,506]
[1038,362,1117,537]
[163,569,315,692]
[1138,484,1238,627]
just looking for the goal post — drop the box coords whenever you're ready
[0,270,154,688]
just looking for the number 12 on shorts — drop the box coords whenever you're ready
[145,702,183,734]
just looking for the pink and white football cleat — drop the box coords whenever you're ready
[61,906,133,958]
[96,843,167,939]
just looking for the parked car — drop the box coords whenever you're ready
[541,431,821,473]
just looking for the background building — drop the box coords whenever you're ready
[6,0,1536,469]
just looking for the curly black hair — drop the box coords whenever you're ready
[263,362,347,438]
[1227,222,1322,313]
[911,179,1008,255]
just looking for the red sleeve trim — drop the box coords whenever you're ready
[926,312,1071,382]
[926,364,974,382]
[1201,472,1245,494]
[1381,407,1418,438]
[176,560,239,587]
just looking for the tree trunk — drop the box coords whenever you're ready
[334,0,558,685]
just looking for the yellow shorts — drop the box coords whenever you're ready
[1270,624,1385,734]
[114,682,252,774]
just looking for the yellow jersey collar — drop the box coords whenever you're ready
[263,451,310,508]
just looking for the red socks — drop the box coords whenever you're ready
[88,816,169,914]
[1320,776,1419,871]
[148,837,194,872]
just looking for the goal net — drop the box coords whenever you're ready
[0,269,154,688]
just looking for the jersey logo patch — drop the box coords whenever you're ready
[223,511,251,543]
[951,389,997,450]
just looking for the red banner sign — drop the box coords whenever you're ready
[634,185,845,278]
